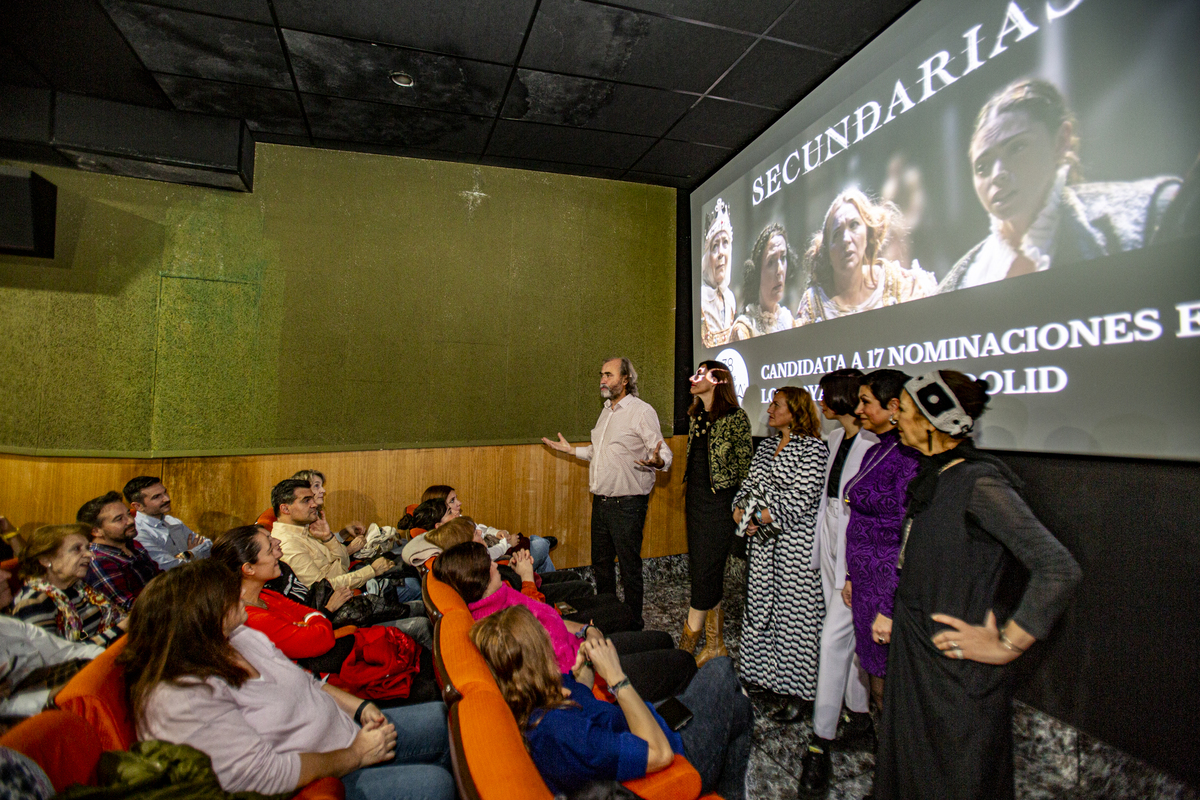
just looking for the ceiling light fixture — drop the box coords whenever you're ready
[389,71,414,88]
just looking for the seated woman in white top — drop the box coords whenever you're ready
[123,560,453,800]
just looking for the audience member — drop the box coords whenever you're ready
[76,491,161,611]
[124,560,454,800]
[472,605,752,799]
[271,479,391,593]
[0,515,23,560]
[0,564,104,723]
[12,524,126,646]
[292,469,367,553]
[434,542,694,702]
[733,387,827,720]
[420,484,558,573]
[212,526,437,704]
[124,476,211,570]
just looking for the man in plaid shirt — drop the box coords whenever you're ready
[77,491,161,611]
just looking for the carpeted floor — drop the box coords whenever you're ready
[566,554,1197,800]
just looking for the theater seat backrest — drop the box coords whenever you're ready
[450,691,554,800]
[54,636,137,751]
[0,709,102,791]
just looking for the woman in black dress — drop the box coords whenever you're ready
[875,370,1081,800]
[677,361,753,666]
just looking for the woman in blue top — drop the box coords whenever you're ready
[470,605,752,799]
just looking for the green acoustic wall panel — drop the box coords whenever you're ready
[0,145,676,456]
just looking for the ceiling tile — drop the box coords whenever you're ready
[770,0,913,56]
[502,70,696,138]
[283,30,510,116]
[154,74,307,135]
[710,39,837,109]
[131,0,273,24]
[486,120,657,171]
[520,0,754,93]
[273,0,538,64]
[630,138,731,178]
[302,94,492,154]
[101,0,291,89]
[623,170,691,188]
[605,0,795,34]
[479,154,627,182]
[665,97,780,148]
[8,0,169,106]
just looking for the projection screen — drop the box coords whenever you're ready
[691,0,1200,460]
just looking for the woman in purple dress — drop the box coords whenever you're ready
[841,369,920,712]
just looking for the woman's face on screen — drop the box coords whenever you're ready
[827,202,868,283]
[703,229,731,288]
[970,109,1064,233]
[758,234,788,310]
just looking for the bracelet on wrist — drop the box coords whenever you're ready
[999,631,1026,654]
[354,699,372,725]
[574,623,591,640]
[608,678,632,697]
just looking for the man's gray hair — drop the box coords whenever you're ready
[605,356,639,397]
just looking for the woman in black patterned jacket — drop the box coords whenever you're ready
[677,361,753,666]
[732,387,828,708]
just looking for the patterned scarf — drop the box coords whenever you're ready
[21,576,120,642]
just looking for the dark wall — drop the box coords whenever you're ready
[1002,450,1200,786]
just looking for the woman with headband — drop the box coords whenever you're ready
[700,199,736,348]
[874,370,1080,800]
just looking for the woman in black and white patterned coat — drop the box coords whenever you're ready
[733,386,828,713]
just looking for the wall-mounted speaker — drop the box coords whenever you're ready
[0,166,56,259]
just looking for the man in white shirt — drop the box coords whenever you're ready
[0,565,104,721]
[543,357,672,629]
[124,476,212,570]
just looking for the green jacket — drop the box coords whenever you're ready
[686,407,753,491]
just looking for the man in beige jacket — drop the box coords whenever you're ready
[270,478,392,592]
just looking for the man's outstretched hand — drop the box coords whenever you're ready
[541,433,573,454]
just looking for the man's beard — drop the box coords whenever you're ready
[600,386,614,399]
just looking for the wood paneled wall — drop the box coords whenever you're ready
[0,437,691,569]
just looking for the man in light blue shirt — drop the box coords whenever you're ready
[123,476,212,570]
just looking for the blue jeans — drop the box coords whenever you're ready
[673,657,753,800]
[396,576,423,603]
[591,494,649,628]
[341,702,453,800]
[529,535,556,573]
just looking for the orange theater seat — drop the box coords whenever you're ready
[0,709,102,791]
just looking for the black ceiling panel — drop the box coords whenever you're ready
[520,0,754,94]
[131,0,274,24]
[666,97,781,149]
[1,0,913,189]
[502,70,697,138]
[711,39,837,109]
[272,0,538,64]
[102,0,292,89]
[154,74,307,136]
[7,0,169,107]
[608,0,796,34]
[630,138,731,179]
[283,30,510,117]
[770,0,914,56]
[301,94,492,154]
[486,120,657,171]
[0,42,49,89]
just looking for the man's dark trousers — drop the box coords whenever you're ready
[590,493,650,629]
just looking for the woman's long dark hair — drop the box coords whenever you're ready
[211,525,265,574]
[687,360,741,420]
[122,560,249,726]
[431,541,492,604]
[398,498,448,531]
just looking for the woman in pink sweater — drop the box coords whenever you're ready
[122,560,453,800]
[431,542,695,701]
